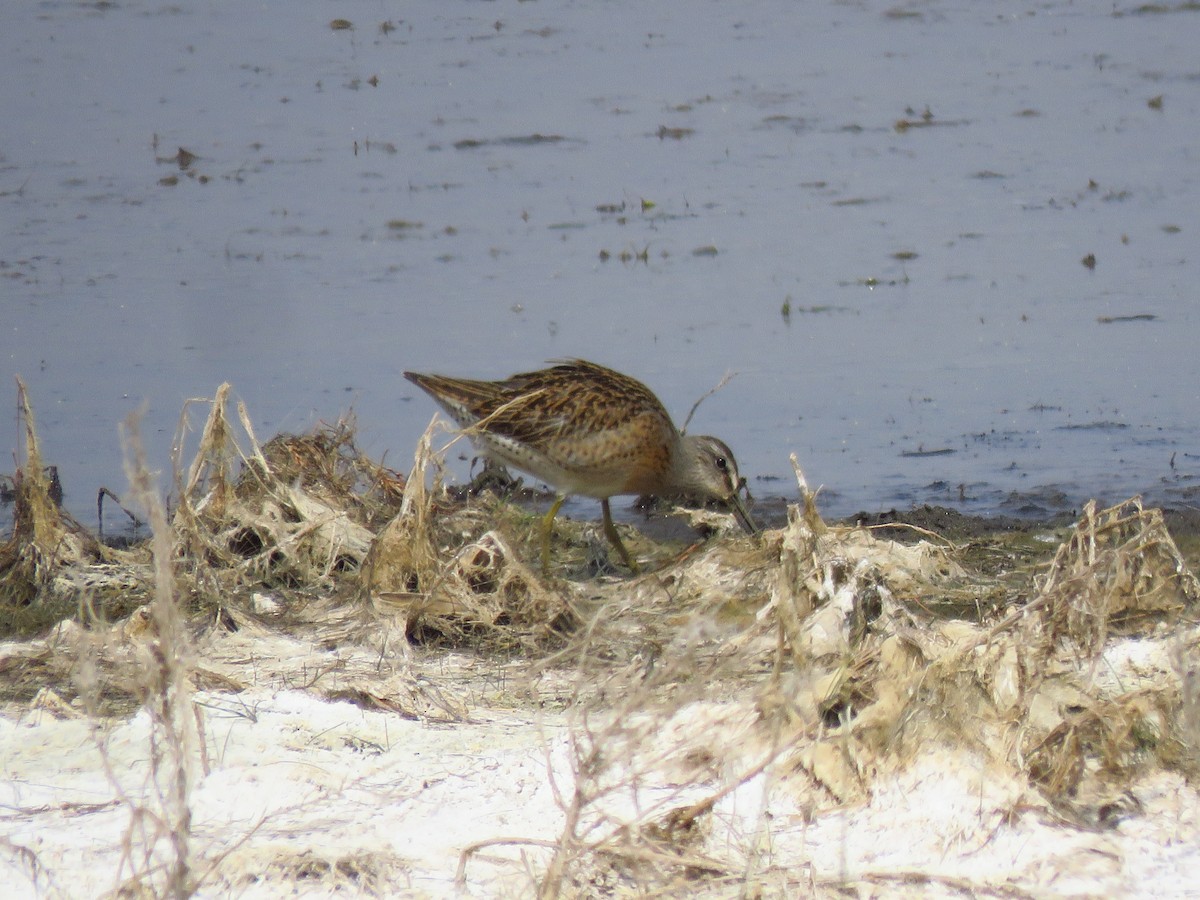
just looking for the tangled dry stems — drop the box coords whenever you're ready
[3,382,1200,897]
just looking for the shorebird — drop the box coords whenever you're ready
[404,359,756,572]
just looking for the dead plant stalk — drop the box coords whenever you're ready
[118,409,201,898]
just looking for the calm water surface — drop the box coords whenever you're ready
[3,0,1199,533]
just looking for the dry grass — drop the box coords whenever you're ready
[1035,497,1200,655]
[0,378,113,634]
[3,382,1200,896]
[170,384,390,604]
[104,409,200,897]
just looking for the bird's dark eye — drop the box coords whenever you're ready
[714,456,728,472]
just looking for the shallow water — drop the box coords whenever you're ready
[3,0,1199,533]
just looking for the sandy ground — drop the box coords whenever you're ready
[3,616,1200,900]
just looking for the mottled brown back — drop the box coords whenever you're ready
[404,360,680,496]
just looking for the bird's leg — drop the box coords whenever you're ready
[540,495,566,574]
[601,498,640,574]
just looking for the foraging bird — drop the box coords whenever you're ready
[404,359,757,572]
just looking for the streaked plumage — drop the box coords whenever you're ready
[404,359,756,571]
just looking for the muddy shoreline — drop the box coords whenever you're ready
[9,490,1200,561]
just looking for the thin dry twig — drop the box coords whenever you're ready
[680,370,735,435]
